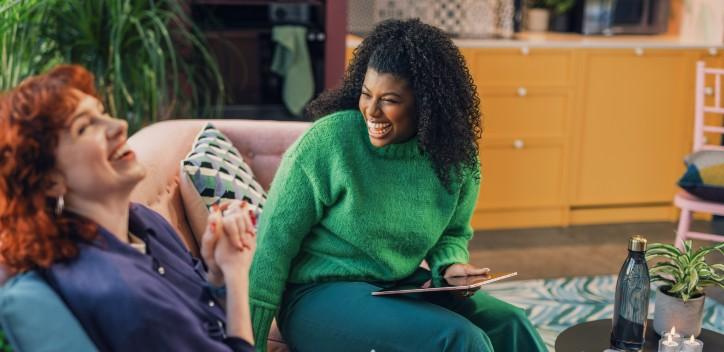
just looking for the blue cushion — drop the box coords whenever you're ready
[678,150,724,202]
[0,272,96,351]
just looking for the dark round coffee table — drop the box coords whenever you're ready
[555,319,724,352]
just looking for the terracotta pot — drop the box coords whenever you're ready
[653,286,705,337]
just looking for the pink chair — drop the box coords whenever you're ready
[674,61,724,248]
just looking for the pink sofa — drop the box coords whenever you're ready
[128,119,311,352]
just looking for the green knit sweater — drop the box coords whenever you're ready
[249,110,480,350]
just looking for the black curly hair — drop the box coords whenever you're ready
[305,19,482,190]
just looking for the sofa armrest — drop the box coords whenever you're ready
[128,119,310,256]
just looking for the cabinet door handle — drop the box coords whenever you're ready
[513,139,525,149]
[634,48,644,56]
[709,48,718,56]
[705,87,714,96]
[520,46,530,56]
[517,87,528,97]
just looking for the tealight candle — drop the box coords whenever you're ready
[680,335,703,352]
[662,326,683,345]
[658,334,679,352]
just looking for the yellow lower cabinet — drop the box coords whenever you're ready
[473,143,567,229]
[572,49,690,209]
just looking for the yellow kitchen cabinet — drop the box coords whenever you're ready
[472,142,568,229]
[463,48,574,228]
[570,49,692,223]
[477,144,565,208]
[477,86,570,140]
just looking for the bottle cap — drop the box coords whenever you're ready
[628,235,647,252]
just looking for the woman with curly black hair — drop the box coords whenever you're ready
[249,19,546,351]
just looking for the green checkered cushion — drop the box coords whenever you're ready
[180,123,267,214]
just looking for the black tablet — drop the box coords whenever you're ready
[371,272,518,296]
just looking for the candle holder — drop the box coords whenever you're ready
[662,326,682,345]
[658,334,679,352]
[680,335,703,352]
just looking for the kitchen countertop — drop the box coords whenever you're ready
[347,32,724,50]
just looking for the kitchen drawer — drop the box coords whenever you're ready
[465,48,573,87]
[476,145,565,209]
[479,87,569,140]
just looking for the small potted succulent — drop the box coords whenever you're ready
[646,240,724,337]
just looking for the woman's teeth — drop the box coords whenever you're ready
[366,120,392,137]
[110,144,130,161]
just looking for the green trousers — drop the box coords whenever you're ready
[277,272,546,352]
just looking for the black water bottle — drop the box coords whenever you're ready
[610,235,650,351]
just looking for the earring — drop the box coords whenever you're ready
[55,195,64,215]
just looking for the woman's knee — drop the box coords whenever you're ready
[503,305,530,325]
[476,296,528,321]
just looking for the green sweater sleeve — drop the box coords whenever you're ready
[426,169,480,279]
[249,148,325,351]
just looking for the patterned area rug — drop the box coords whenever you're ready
[481,275,724,351]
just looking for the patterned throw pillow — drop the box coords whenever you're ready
[179,123,267,241]
[678,150,724,202]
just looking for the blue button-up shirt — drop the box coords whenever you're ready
[45,204,252,351]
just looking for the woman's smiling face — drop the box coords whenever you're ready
[358,68,417,147]
[54,90,146,203]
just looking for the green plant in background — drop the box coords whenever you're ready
[528,0,576,15]
[0,0,224,133]
[646,240,724,301]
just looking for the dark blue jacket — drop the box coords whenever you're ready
[45,204,253,352]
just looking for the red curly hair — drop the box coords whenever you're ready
[0,65,100,273]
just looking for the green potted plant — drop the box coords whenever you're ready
[0,0,223,133]
[527,0,576,32]
[646,240,724,337]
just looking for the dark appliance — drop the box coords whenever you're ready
[191,0,345,120]
[571,0,670,35]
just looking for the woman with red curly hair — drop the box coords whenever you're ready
[0,65,255,351]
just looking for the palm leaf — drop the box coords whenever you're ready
[0,0,223,132]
